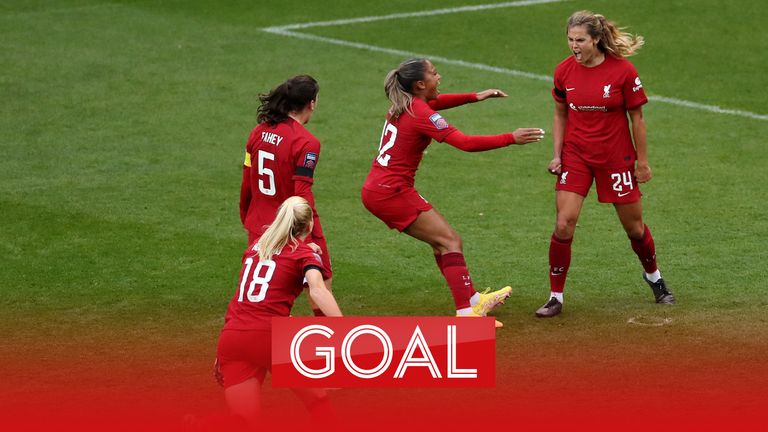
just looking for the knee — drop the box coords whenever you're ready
[434,230,462,253]
[554,216,577,239]
[626,224,645,240]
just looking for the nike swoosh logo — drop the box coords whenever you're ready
[566,87,575,91]
[618,191,631,197]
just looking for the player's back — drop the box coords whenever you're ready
[223,242,322,331]
[364,98,454,189]
[243,119,318,235]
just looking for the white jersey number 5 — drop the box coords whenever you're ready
[258,150,276,196]
[376,121,398,166]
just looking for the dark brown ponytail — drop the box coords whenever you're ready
[257,75,319,125]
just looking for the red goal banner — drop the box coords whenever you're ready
[271,317,495,388]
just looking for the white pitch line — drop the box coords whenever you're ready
[0,3,113,19]
[264,0,566,31]
[263,2,768,122]
[648,96,768,121]
[263,28,551,82]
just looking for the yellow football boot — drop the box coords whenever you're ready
[472,286,512,316]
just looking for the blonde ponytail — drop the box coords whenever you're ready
[568,11,644,58]
[256,196,313,261]
[384,58,427,119]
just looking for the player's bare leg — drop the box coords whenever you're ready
[614,201,675,304]
[404,208,461,254]
[537,190,585,317]
[291,388,336,425]
[405,209,507,326]
[613,200,645,239]
[224,377,261,429]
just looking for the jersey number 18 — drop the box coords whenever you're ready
[237,257,276,303]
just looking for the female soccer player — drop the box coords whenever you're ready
[239,75,333,315]
[361,58,545,327]
[536,11,675,318]
[216,196,343,428]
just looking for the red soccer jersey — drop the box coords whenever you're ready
[363,96,460,189]
[223,242,329,331]
[552,54,648,166]
[241,118,321,237]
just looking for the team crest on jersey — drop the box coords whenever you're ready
[429,113,449,130]
[603,84,612,98]
[304,152,318,168]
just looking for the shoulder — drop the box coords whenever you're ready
[554,56,576,73]
[607,55,638,72]
[293,243,323,264]
[291,120,320,145]
[243,243,259,261]
[410,98,435,117]
[248,123,265,142]
[553,57,576,82]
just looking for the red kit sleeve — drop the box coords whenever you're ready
[622,61,648,110]
[292,136,324,242]
[443,130,516,152]
[427,93,478,111]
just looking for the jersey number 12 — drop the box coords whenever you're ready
[376,122,398,166]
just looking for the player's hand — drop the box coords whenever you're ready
[307,242,322,254]
[636,162,652,183]
[513,128,545,144]
[213,358,224,387]
[548,157,562,175]
[476,89,507,101]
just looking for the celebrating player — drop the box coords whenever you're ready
[536,11,675,318]
[361,58,545,327]
[216,196,343,428]
[239,75,333,316]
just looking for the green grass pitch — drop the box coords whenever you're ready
[1,0,767,420]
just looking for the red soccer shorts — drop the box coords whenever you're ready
[216,329,271,388]
[555,157,642,204]
[361,185,434,231]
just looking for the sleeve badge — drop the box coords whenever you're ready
[303,152,318,168]
[429,113,449,130]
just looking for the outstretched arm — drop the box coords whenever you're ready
[475,89,508,101]
[305,269,342,317]
[443,128,544,152]
[427,90,507,110]
[428,93,477,110]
